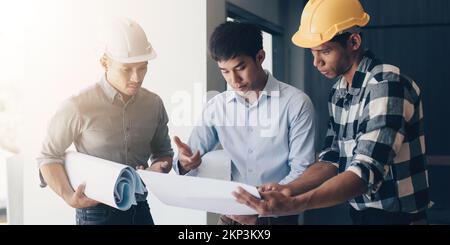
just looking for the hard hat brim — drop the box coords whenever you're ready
[292,30,322,48]
[108,49,157,64]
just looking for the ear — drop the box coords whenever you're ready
[348,33,362,51]
[100,55,109,71]
[255,49,266,66]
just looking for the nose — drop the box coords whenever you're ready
[230,72,242,87]
[313,55,324,69]
[130,71,141,83]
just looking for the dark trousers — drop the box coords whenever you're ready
[76,201,154,225]
[218,215,299,225]
[349,206,428,225]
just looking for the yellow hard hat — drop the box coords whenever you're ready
[292,0,370,48]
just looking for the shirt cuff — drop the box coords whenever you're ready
[318,150,339,168]
[37,158,64,188]
[347,154,384,195]
[150,150,174,162]
[37,158,64,168]
[172,159,198,176]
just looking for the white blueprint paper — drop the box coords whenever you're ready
[138,170,261,215]
[64,152,146,211]
[196,150,231,180]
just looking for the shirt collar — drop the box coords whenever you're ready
[336,50,375,98]
[99,75,138,104]
[226,71,279,103]
[99,75,119,103]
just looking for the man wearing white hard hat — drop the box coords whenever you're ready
[234,0,431,225]
[37,18,173,225]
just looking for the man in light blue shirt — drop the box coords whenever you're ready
[173,22,315,225]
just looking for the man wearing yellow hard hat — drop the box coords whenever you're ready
[234,0,431,225]
[37,18,173,225]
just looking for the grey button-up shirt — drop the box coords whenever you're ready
[37,76,174,174]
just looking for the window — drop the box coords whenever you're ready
[262,31,273,73]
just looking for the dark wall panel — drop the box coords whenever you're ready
[362,0,450,26]
[364,26,450,155]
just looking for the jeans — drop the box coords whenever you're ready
[76,201,154,225]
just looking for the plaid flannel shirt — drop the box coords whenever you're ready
[318,50,430,213]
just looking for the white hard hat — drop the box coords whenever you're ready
[101,17,157,63]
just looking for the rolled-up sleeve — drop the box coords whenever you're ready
[150,98,174,162]
[280,95,316,184]
[346,80,409,194]
[37,99,81,167]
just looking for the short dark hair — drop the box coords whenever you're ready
[329,32,363,47]
[209,21,263,62]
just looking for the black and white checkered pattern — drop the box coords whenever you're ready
[318,50,430,213]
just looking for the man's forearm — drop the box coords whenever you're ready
[287,162,338,196]
[294,171,367,212]
[39,163,74,202]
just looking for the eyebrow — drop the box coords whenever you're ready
[121,63,148,69]
[220,61,245,70]
[311,47,331,52]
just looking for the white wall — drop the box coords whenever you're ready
[9,0,208,225]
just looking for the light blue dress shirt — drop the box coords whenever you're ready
[174,72,315,186]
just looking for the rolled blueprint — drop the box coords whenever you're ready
[64,152,146,211]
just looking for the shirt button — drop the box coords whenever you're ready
[248,169,253,173]
[127,147,131,152]
[248,149,253,154]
